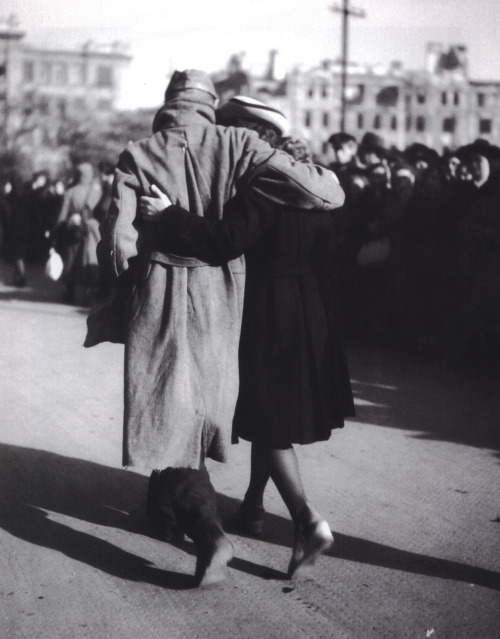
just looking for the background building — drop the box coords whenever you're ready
[213,44,500,162]
[0,15,131,161]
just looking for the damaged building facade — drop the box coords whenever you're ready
[215,44,500,161]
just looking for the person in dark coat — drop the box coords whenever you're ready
[26,171,59,263]
[456,145,500,371]
[94,77,345,586]
[1,177,29,287]
[139,103,353,579]
[400,164,452,352]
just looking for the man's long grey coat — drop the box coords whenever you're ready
[98,96,345,470]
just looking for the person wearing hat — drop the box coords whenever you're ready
[94,72,345,586]
[138,96,354,579]
[454,143,500,371]
[328,132,358,170]
[358,131,387,168]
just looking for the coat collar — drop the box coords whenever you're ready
[152,97,216,133]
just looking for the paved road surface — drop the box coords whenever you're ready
[1,263,499,639]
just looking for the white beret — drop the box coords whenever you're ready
[217,95,289,136]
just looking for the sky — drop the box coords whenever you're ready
[5,0,500,109]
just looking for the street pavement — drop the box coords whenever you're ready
[1,262,499,639]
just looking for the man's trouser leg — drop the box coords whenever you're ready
[160,467,234,586]
[146,469,182,541]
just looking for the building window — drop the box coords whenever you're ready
[54,63,68,86]
[39,95,50,115]
[373,114,381,130]
[453,92,460,106]
[40,62,52,84]
[479,119,492,134]
[416,91,426,104]
[23,61,35,83]
[321,84,328,99]
[22,91,36,115]
[477,93,485,107]
[57,98,67,118]
[97,99,112,111]
[406,115,412,131]
[304,110,311,127]
[443,117,456,133]
[96,65,113,88]
[390,116,397,131]
[357,113,364,129]
[73,63,86,85]
[322,141,329,154]
[416,116,426,132]
[323,112,330,127]
[307,86,314,98]
[441,91,448,105]
[42,128,54,145]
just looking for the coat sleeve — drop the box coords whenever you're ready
[97,148,141,281]
[151,193,271,263]
[236,132,345,211]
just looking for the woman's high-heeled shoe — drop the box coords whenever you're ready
[233,502,266,536]
[288,519,334,579]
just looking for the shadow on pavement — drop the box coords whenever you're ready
[348,344,500,452]
[0,443,196,589]
[329,532,500,591]
[221,494,500,592]
[1,444,498,591]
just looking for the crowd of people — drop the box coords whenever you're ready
[2,124,498,372]
[0,160,113,302]
[326,131,500,373]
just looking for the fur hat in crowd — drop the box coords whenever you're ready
[217,96,290,136]
[164,69,217,101]
[328,132,357,152]
[359,131,387,155]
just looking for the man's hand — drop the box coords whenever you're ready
[139,184,173,223]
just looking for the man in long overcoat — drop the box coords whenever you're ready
[97,70,345,585]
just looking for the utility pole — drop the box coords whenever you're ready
[331,0,366,132]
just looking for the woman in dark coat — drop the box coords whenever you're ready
[140,113,354,578]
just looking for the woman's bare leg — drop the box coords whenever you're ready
[266,446,334,578]
[242,443,271,509]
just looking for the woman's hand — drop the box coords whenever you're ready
[139,184,173,223]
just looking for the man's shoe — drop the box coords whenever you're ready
[194,526,234,588]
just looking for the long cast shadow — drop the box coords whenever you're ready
[219,493,500,592]
[347,344,500,452]
[0,443,196,589]
[1,444,499,592]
